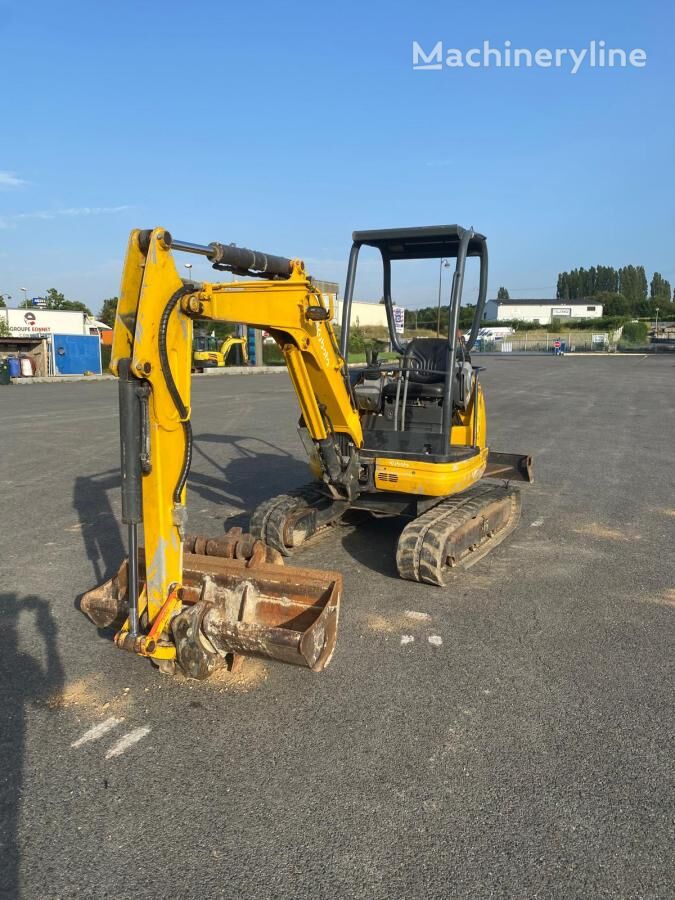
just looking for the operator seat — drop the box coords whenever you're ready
[382,338,473,407]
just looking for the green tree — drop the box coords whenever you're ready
[618,266,648,303]
[593,292,629,316]
[20,287,92,315]
[0,294,7,308]
[557,272,569,300]
[459,304,477,329]
[620,321,648,345]
[98,297,118,327]
[557,266,621,299]
[45,287,67,308]
[497,286,509,300]
[650,272,672,301]
[60,300,92,314]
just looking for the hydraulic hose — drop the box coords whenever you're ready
[158,285,193,503]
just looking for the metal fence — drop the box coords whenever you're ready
[474,337,612,353]
[473,338,672,354]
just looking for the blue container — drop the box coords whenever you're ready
[7,357,21,378]
[53,334,102,375]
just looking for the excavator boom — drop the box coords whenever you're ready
[82,227,352,676]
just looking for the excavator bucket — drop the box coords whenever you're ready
[80,530,341,677]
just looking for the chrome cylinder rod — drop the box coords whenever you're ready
[165,233,292,278]
[127,523,140,637]
[169,238,213,257]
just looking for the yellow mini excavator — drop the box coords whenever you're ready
[192,333,248,372]
[81,225,532,679]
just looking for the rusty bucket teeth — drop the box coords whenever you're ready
[175,553,341,676]
[80,559,130,629]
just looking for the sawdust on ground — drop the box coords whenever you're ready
[650,588,675,608]
[573,522,636,542]
[365,610,433,634]
[43,677,133,713]
[167,657,269,693]
[210,657,268,692]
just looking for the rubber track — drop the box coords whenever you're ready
[249,484,330,556]
[396,483,521,586]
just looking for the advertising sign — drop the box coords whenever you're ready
[3,309,88,338]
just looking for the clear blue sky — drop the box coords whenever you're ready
[1,0,673,311]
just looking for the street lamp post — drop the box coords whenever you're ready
[436,259,450,337]
[20,287,28,307]
[655,307,660,351]
[184,263,193,282]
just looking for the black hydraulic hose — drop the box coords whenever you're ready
[158,285,193,503]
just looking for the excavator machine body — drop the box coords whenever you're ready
[81,223,532,680]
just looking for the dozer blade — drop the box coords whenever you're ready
[80,531,341,677]
[483,451,534,483]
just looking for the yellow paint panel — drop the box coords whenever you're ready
[374,449,488,497]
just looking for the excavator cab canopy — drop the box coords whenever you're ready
[194,334,219,353]
[340,225,489,465]
[351,224,486,261]
[340,224,488,362]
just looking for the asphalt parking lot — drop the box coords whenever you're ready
[1,355,673,899]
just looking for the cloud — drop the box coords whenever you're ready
[0,171,27,189]
[0,205,131,229]
[16,205,131,220]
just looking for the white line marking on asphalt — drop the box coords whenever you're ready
[400,635,415,645]
[530,519,544,527]
[105,727,151,759]
[404,610,432,622]
[71,717,124,748]
[428,635,443,647]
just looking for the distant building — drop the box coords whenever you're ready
[332,299,388,329]
[483,298,604,325]
[0,308,108,376]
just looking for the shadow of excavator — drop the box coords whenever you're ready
[0,593,65,900]
[188,433,309,527]
[72,468,125,585]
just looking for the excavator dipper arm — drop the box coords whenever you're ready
[81,227,353,675]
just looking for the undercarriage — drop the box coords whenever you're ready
[250,452,532,586]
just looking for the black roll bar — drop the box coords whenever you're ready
[464,240,488,353]
[381,254,406,355]
[340,243,360,359]
[441,229,472,440]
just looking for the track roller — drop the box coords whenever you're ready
[250,483,347,556]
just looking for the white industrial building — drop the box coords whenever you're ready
[484,298,604,325]
[1,308,109,338]
[332,299,388,329]
[0,308,109,376]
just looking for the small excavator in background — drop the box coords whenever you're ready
[192,333,248,372]
[81,225,532,680]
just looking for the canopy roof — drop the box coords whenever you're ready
[351,225,486,260]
